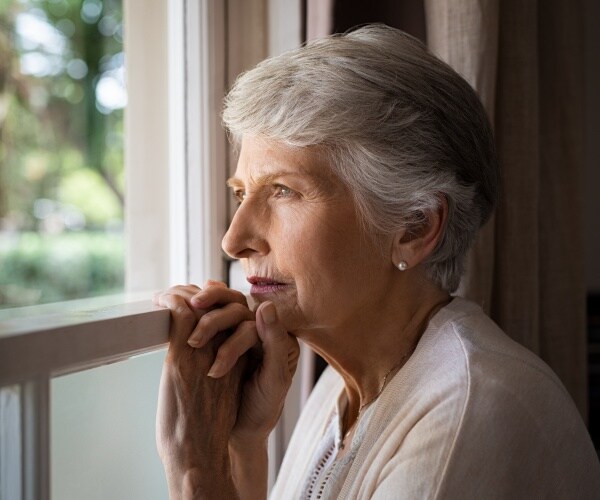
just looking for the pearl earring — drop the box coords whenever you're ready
[397,261,408,271]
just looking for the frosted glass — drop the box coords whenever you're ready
[0,385,21,500]
[51,350,167,500]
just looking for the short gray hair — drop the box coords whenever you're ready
[223,24,498,292]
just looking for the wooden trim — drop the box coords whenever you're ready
[124,0,171,292]
[185,0,229,285]
[0,299,169,386]
[168,0,188,284]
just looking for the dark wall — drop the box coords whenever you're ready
[332,0,426,42]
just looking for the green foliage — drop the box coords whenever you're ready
[0,231,124,308]
[0,0,125,226]
[0,0,126,307]
[59,168,122,225]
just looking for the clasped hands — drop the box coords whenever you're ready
[153,281,299,499]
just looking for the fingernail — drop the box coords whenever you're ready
[207,359,225,378]
[261,303,277,325]
[187,338,201,348]
[188,333,205,347]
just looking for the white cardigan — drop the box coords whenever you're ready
[270,298,600,499]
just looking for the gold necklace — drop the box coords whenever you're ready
[340,297,451,450]
[340,351,412,450]
[357,353,409,415]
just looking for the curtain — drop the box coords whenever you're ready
[425,0,587,418]
[305,0,587,417]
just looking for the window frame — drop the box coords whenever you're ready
[125,0,228,291]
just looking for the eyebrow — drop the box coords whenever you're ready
[226,170,319,188]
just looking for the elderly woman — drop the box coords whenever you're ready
[154,25,600,499]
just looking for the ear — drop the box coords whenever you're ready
[391,195,448,270]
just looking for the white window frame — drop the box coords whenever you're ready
[126,0,227,291]
[1,1,310,498]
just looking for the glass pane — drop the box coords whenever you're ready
[0,0,125,309]
[51,351,168,500]
[0,385,22,500]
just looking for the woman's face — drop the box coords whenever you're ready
[222,136,394,337]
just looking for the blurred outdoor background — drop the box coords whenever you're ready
[0,0,125,308]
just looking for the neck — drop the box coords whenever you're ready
[300,280,450,432]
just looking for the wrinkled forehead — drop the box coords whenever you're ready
[228,135,339,188]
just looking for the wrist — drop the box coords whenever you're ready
[228,439,268,500]
[229,437,268,468]
[164,456,237,500]
[182,468,237,500]
[229,430,270,455]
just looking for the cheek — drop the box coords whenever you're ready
[273,204,350,270]
[275,205,370,297]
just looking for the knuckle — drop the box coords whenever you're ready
[217,344,234,361]
[178,307,195,324]
[169,297,193,318]
[238,320,258,336]
[232,291,249,306]
[160,292,177,306]
[226,302,253,318]
[204,279,226,288]
[224,302,243,313]
[197,313,213,330]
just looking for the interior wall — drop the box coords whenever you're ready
[584,0,600,293]
[332,0,425,42]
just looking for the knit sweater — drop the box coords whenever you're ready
[270,297,600,499]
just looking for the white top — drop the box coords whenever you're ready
[270,297,600,499]
[300,393,377,499]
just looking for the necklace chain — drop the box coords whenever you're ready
[340,297,451,450]
[357,352,409,416]
[340,351,412,450]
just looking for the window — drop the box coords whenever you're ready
[0,2,308,499]
[2,0,172,495]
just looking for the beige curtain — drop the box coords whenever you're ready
[306,0,334,40]
[425,0,587,417]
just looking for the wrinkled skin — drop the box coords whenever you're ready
[154,281,299,499]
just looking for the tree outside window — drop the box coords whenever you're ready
[0,0,125,308]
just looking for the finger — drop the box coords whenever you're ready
[255,301,299,385]
[188,302,254,348]
[155,284,210,318]
[203,279,227,288]
[156,292,198,347]
[207,321,258,378]
[191,286,248,309]
[154,284,201,306]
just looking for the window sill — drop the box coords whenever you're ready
[0,294,170,386]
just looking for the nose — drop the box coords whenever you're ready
[221,198,270,259]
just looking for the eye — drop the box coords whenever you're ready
[232,189,246,204]
[273,184,295,198]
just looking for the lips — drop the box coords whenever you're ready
[247,275,291,295]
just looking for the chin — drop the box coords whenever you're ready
[255,297,305,332]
